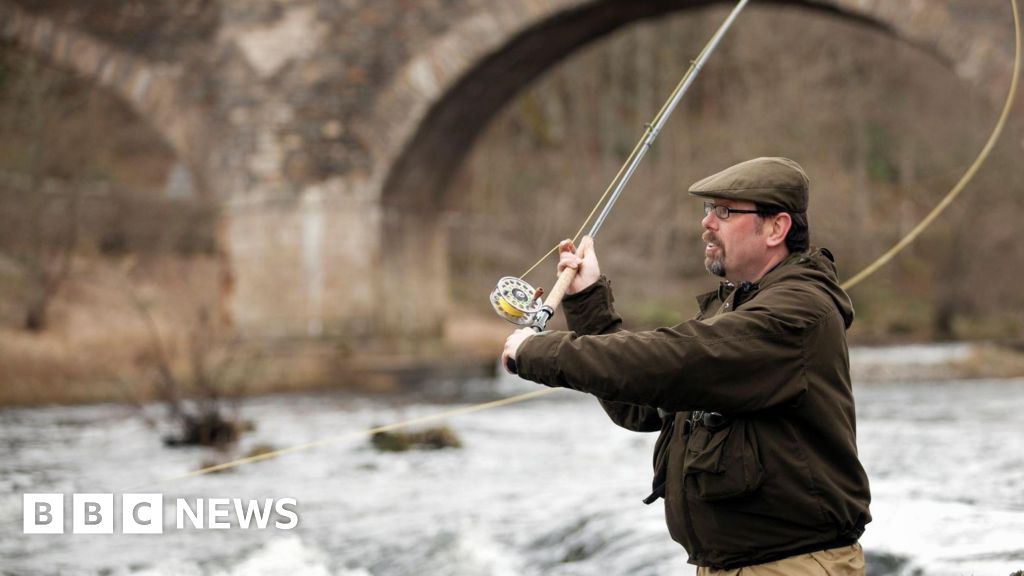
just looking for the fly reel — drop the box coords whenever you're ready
[490,276,544,326]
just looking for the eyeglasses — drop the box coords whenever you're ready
[703,201,763,220]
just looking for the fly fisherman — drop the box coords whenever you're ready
[502,157,871,575]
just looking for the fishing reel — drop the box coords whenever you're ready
[490,276,545,326]
[491,276,553,374]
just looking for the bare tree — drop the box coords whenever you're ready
[0,55,90,332]
[121,263,260,448]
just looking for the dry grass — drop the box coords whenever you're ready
[0,257,500,406]
[950,344,1024,380]
[852,342,1024,384]
[0,256,223,405]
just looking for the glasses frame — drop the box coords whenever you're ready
[703,201,773,220]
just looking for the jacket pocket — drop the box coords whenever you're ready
[683,418,765,501]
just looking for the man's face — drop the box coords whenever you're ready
[701,199,767,283]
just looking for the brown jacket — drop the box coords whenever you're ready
[516,248,871,569]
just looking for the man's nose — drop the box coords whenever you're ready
[702,211,718,229]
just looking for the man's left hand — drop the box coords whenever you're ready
[501,327,536,374]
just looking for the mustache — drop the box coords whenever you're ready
[702,232,720,245]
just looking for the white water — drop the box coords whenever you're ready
[2,371,1023,575]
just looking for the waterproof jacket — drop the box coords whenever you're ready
[516,248,871,569]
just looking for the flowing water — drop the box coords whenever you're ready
[2,363,1023,576]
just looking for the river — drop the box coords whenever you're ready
[2,363,1023,575]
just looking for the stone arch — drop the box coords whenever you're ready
[366,0,1016,338]
[374,0,1014,211]
[0,0,209,192]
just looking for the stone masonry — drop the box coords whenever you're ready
[0,0,1018,353]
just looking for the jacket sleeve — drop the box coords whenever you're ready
[562,277,662,432]
[517,282,831,414]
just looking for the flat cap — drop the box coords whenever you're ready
[688,157,809,213]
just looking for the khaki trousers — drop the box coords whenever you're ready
[696,543,865,576]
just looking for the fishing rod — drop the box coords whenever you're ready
[130,0,757,490]
[491,0,751,373]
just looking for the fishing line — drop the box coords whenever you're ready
[842,0,1021,291]
[132,0,752,489]
[135,0,1020,488]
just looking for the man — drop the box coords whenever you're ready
[502,157,871,575]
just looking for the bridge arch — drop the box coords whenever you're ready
[0,0,210,194]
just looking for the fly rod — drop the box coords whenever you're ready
[492,0,751,372]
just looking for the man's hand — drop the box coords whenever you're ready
[502,236,600,374]
[558,235,601,295]
[501,327,536,374]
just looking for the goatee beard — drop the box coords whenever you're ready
[703,232,725,277]
[706,258,726,277]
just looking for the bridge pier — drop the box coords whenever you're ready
[378,207,450,345]
[224,181,377,342]
[223,180,450,351]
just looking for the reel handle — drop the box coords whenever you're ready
[505,265,579,374]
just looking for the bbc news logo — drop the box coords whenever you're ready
[23,494,299,534]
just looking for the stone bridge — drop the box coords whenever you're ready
[1,0,1018,352]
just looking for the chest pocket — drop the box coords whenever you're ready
[683,418,765,501]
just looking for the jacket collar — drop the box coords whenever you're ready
[693,250,809,314]
[750,250,808,291]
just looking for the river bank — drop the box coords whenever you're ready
[3,322,1024,407]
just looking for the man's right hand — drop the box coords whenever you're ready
[558,235,601,295]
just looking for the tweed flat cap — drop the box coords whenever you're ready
[688,157,809,213]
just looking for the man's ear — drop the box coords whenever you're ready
[766,213,792,248]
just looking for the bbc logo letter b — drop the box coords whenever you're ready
[73,494,114,534]
[23,494,64,534]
